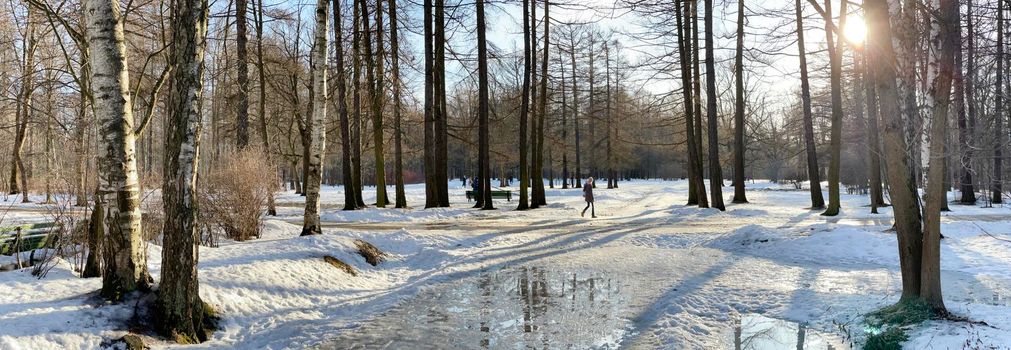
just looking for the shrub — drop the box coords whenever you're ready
[199,148,279,242]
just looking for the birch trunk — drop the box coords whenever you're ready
[301,0,329,236]
[86,0,151,300]
[157,0,211,340]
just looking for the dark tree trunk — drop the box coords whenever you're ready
[352,0,366,208]
[796,0,825,209]
[434,0,450,207]
[388,0,407,208]
[731,0,748,203]
[532,0,549,207]
[560,51,569,189]
[704,0,725,211]
[959,0,976,204]
[235,0,250,148]
[476,0,493,210]
[570,36,582,187]
[678,0,707,207]
[423,0,436,208]
[517,0,531,210]
[822,0,845,216]
[995,0,1005,204]
[360,0,389,207]
[865,50,886,212]
[334,0,356,211]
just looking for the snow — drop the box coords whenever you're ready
[2,180,1011,349]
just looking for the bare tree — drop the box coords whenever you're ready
[732,0,748,204]
[704,0,725,211]
[301,0,330,235]
[795,0,824,209]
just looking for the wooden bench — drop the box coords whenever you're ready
[0,222,59,256]
[465,190,512,202]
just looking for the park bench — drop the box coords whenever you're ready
[0,222,59,256]
[466,190,512,202]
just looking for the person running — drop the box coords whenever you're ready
[581,177,596,218]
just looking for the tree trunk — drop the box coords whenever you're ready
[352,0,365,208]
[157,0,211,340]
[388,0,406,208]
[822,0,846,216]
[10,6,35,201]
[920,0,955,312]
[867,0,924,303]
[476,0,494,210]
[704,0,725,211]
[691,0,705,195]
[605,43,614,190]
[301,0,330,236]
[560,51,569,189]
[994,0,1005,204]
[570,36,582,187]
[86,0,151,300]
[732,0,748,203]
[423,0,436,208]
[532,0,549,206]
[518,0,531,210]
[253,0,276,215]
[235,0,249,148]
[434,0,450,207]
[677,0,707,207]
[796,0,825,209]
[865,50,886,212]
[330,0,354,211]
[82,196,103,278]
[958,0,976,204]
[361,0,388,207]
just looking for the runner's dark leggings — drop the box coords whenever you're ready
[583,201,594,216]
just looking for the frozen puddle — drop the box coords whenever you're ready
[725,314,852,350]
[320,266,633,349]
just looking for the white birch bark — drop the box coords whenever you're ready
[157,0,210,339]
[302,0,329,236]
[85,0,149,299]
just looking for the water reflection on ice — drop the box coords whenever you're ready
[320,267,631,349]
[727,314,851,350]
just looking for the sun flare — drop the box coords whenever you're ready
[844,16,868,43]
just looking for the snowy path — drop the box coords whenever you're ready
[297,182,1011,349]
[3,180,1011,349]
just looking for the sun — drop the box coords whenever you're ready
[843,16,868,44]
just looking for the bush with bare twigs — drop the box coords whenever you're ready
[199,148,279,242]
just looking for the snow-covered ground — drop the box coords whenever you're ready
[2,180,1011,349]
